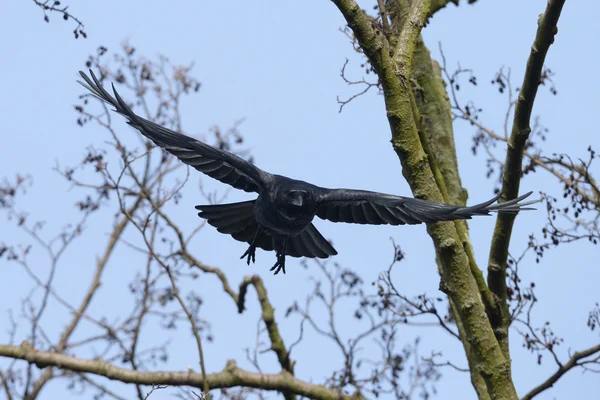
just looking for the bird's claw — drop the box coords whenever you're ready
[240,245,256,265]
[270,255,286,275]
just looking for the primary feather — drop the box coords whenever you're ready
[78,70,269,193]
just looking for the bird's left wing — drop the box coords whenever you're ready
[315,189,536,225]
[78,70,270,193]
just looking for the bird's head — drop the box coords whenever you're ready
[284,190,308,208]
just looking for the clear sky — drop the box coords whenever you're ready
[1,1,598,399]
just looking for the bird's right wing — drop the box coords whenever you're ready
[78,70,270,193]
[315,189,536,225]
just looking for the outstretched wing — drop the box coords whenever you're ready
[315,189,536,225]
[78,70,270,193]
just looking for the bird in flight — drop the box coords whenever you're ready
[79,70,536,275]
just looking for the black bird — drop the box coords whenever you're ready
[79,70,536,274]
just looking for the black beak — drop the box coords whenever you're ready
[290,196,304,207]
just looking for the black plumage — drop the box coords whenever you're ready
[79,70,536,274]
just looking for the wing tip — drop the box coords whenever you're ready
[486,190,540,213]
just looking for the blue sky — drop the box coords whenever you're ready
[1,1,598,399]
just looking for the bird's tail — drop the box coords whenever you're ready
[195,201,259,239]
[195,201,337,259]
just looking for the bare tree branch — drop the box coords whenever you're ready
[487,0,566,358]
[0,369,13,400]
[26,197,144,399]
[31,0,87,38]
[0,344,356,400]
[238,276,297,400]
[521,344,600,400]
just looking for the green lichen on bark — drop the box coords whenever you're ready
[410,38,495,399]
[411,39,465,205]
[332,0,566,398]
[332,0,519,398]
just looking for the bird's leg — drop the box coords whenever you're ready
[270,255,285,275]
[270,238,288,275]
[240,228,261,265]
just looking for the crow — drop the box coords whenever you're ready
[79,70,536,274]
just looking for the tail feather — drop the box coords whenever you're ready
[286,224,338,259]
[196,201,256,235]
[195,201,336,259]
